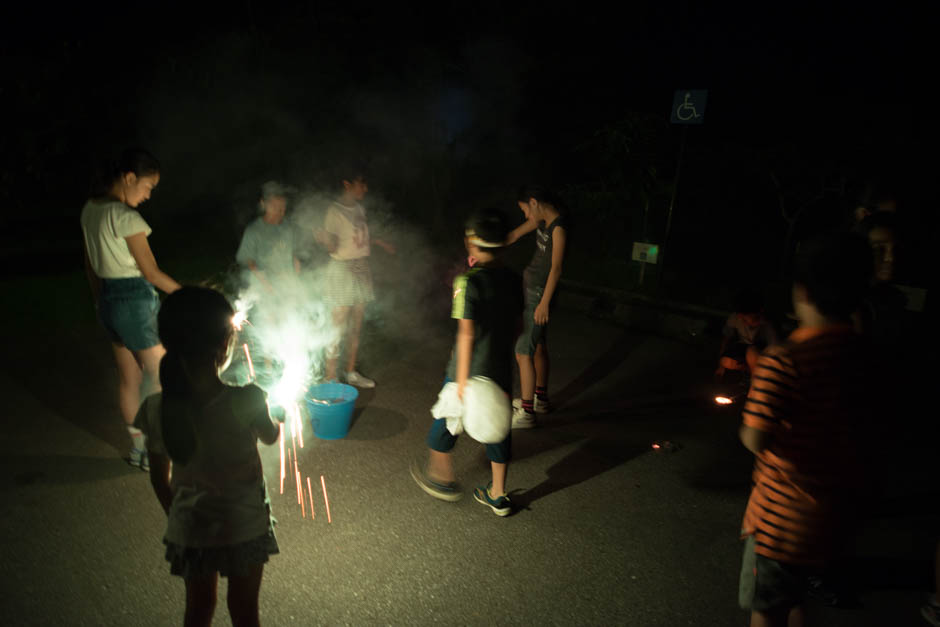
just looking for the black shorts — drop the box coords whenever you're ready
[739,535,816,613]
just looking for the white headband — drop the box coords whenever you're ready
[465,229,505,248]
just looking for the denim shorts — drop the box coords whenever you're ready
[98,277,161,351]
[426,418,512,463]
[514,287,549,356]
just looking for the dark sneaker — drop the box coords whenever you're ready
[473,484,512,516]
[410,459,462,502]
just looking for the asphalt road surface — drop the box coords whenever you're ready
[0,292,934,626]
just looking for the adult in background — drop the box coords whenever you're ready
[236,181,300,293]
[81,148,181,471]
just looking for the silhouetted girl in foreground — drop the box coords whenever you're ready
[136,286,280,627]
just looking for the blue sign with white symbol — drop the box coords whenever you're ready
[671,90,707,124]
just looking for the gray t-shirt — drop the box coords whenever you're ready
[523,216,566,291]
[236,217,296,276]
[446,264,523,393]
[134,385,275,547]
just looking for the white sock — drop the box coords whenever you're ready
[127,426,145,452]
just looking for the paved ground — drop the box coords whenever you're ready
[0,269,935,626]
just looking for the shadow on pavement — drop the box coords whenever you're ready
[549,330,646,411]
[346,406,409,441]
[510,428,650,511]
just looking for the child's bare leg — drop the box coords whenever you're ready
[749,605,804,627]
[326,306,351,380]
[184,573,218,627]
[227,564,264,627]
[427,450,455,483]
[534,342,550,389]
[345,303,366,373]
[516,353,535,401]
[136,344,166,400]
[112,343,143,425]
[490,461,507,497]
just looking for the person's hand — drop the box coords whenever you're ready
[457,380,466,401]
[714,365,726,380]
[534,301,550,325]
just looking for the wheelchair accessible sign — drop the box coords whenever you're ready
[671,90,707,124]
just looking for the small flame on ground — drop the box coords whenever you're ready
[652,443,661,449]
[714,396,733,405]
[321,475,332,523]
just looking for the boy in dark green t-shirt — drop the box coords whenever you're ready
[411,209,523,516]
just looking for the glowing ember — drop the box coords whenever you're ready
[301,481,306,518]
[296,470,302,505]
[714,396,733,405]
[321,475,332,523]
[243,343,255,380]
[652,443,661,449]
[232,310,249,330]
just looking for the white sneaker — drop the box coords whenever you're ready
[512,397,551,414]
[345,370,376,388]
[511,406,537,429]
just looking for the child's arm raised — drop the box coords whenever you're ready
[246,387,280,445]
[505,218,539,245]
[534,227,566,325]
[455,318,475,400]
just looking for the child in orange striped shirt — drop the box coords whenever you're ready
[737,231,876,627]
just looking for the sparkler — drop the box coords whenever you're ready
[279,426,285,494]
[321,475,332,523]
[307,476,314,519]
[243,343,255,380]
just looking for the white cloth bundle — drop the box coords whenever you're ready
[430,376,511,444]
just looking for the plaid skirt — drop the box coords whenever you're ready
[323,257,374,306]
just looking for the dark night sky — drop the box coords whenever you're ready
[0,1,931,288]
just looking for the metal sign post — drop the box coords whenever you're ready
[660,89,707,288]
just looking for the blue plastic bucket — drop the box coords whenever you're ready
[305,383,359,440]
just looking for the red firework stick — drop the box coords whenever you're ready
[321,475,332,523]
[307,476,314,519]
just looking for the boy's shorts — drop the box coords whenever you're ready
[514,287,549,356]
[98,277,161,351]
[739,535,814,613]
[426,418,512,463]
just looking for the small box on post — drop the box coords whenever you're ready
[632,242,659,264]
